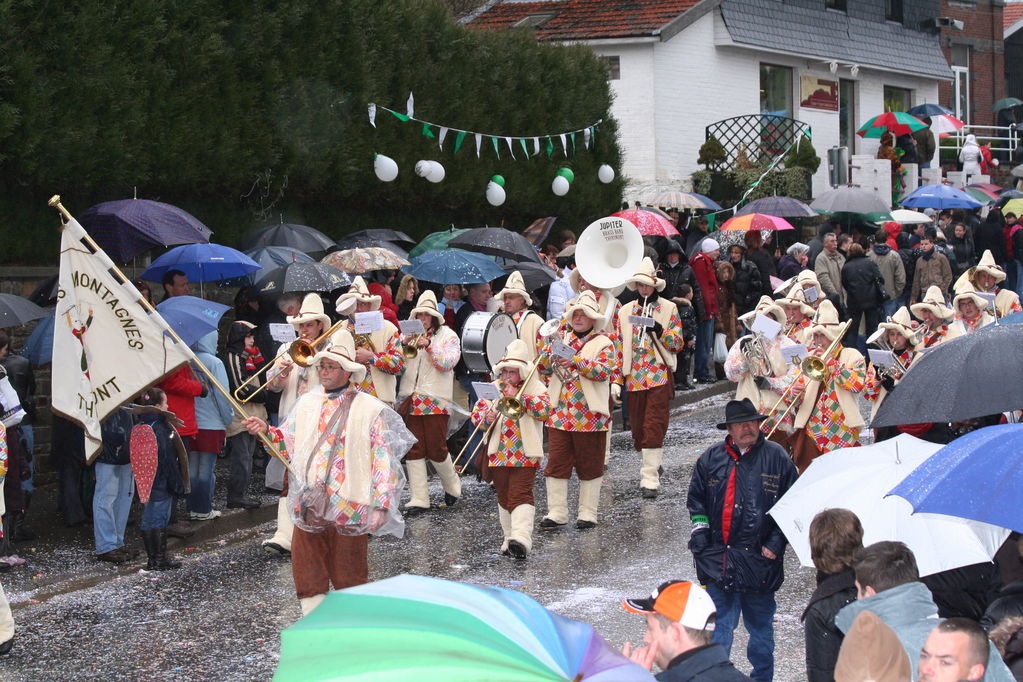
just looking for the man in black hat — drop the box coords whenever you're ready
[686,398,798,682]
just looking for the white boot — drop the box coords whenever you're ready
[433,455,462,505]
[299,593,326,616]
[262,496,293,553]
[576,477,603,527]
[498,506,512,554]
[640,448,663,494]
[508,504,535,558]
[541,477,569,527]
[404,459,431,510]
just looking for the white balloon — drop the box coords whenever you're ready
[598,164,615,184]
[426,161,445,183]
[374,154,399,182]
[414,160,432,177]
[552,175,570,196]
[486,181,506,207]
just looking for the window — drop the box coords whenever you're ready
[514,13,556,28]
[885,0,903,22]
[600,56,621,81]
[883,85,912,113]
[760,64,793,118]
[950,44,970,124]
[826,0,847,11]
[840,79,856,152]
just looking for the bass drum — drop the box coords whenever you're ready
[461,312,517,374]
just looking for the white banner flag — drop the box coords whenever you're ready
[54,218,194,462]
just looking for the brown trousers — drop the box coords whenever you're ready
[291,528,369,599]
[488,465,538,510]
[404,414,450,462]
[545,429,606,481]
[627,382,672,450]
[791,429,822,474]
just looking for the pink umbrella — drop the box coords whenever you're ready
[610,209,679,237]
[719,213,795,231]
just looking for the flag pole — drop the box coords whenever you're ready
[48,195,300,479]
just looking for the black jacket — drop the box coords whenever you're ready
[221,321,266,404]
[0,353,35,425]
[136,412,186,497]
[922,561,1000,621]
[841,252,884,313]
[746,247,776,293]
[656,644,752,681]
[730,255,763,317]
[802,569,857,682]
[661,261,707,322]
[976,216,1009,264]
[982,580,1023,631]
[948,232,976,274]
[96,409,134,466]
[687,434,798,592]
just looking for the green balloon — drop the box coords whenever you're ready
[557,167,575,183]
[491,174,505,187]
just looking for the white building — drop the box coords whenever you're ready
[470,0,952,200]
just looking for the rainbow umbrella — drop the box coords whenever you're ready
[962,186,999,205]
[720,213,795,231]
[856,112,927,138]
[274,574,655,682]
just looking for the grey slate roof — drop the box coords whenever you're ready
[719,0,953,81]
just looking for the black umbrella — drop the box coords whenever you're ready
[0,293,49,326]
[27,274,59,307]
[333,235,409,259]
[241,223,335,254]
[501,261,558,290]
[255,262,351,296]
[78,199,213,262]
[871,324,1023,427]
[448,227,542,264]
[810,186,891,215]
[347,229,416,248]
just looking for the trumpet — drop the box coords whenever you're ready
[763,320,852,439]
[353,332,376,352]
[232,319,345,402]
[402,334,425,359]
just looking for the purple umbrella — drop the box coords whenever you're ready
[78,199,213,262]
[735,196,817,218]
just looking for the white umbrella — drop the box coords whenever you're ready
[882,208,933,225]
[768,434,1009,577]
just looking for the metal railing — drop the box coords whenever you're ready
[945,124,1019,155]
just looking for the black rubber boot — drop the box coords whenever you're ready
[156,530,181,570]
[141,529,160,570]
[13,492,35,542]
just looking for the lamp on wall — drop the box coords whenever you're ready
[829,61,838,74]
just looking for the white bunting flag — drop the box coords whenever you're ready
[475,133,483,158]
[583,127,591,149]
[367,103,377,128]
[533,137,540,156]
[560,134,567,156]
[505,137,515,159]
[438,127,449,150]
[54,218,194,462]
[406,92,415,119]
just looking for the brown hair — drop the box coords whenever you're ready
[935,618,990,668]
[853,541,919,593]
[136,387,166,407]
[744,229,763,251]
[809,508,864,574]
[848,243,865,257]
[394,275,418,306]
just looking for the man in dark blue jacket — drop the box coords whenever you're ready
[687,398,798,681]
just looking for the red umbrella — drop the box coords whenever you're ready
[610,209,679,237]
[720,213,795,231]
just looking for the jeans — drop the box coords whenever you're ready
[140,485,173,531]
[186,451,217,515]
[706,584,777,681]
[225,432,255,504]
[19,424,33,493]
[694,318,715,379]
[881,297,901,320]
[93,463,134,554]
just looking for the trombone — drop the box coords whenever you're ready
[452,358,542,474]
[232,319,345,402]
[763,320,852,439]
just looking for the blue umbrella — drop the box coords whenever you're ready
[901,184,983,210]
[79,199,213,262]
[907,103,953,118]
[220,246,314,287]
[888,424,1023,532]
[1001,311,1023,325]
[21,312,55,366]
[155,296,230,347]
[401,249,506,284]
[141,243,260,283]
[688,192,723,211]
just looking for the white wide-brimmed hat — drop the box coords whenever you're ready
[625,257,666,292]
[910,286,954,320]
[496,271,533,307]
[408,289,444,323]
[566,289,603,321]
[739,295,786,329]
[975,249,1007,284]
[808,300,844,341]
[777,287,815,317]
[286,293,331,330]
[953,285,989,312]
[878,307,919,341]
[311,329,367,382]
[335,275,381,313]
[796,269,820,287]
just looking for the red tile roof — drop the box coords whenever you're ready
[469,0,700,41]
[1006,2,1023,33]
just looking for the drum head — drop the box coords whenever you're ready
[484,313,517,371]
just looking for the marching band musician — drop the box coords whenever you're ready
[617,258,685,498]
[910,286,960,348]
[568,268,624,404]
[334,276,404,404]
[789,300,870,473]
[538,291,614,530]
[260,292,331,557]
[794,269,823,312]
[776,287,815,344]
[397,291,462,515]
[723,296,797,448]
[865,307,934,441]
[496,271,545,360]
[954,250,1023,318]
[470,340,549,559]
[951,286,996,334]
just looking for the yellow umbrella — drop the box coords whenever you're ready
[1001,198,1023,217]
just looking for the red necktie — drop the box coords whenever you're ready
[721,438,742,546]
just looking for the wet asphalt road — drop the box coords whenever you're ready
[1,392,821,681]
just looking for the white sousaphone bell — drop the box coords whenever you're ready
[574,215,645,290]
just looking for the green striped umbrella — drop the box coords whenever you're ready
[408,228,470,258]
